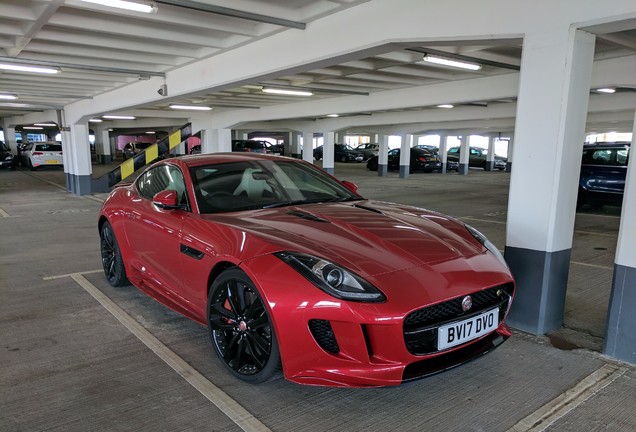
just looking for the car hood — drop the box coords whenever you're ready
[203,200,483,277]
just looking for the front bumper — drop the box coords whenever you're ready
[243,253,515,387]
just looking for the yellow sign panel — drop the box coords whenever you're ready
[169,130,182,149]
[146,144,158,163]
[120,158,135,180]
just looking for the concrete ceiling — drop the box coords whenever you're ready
[1,0,635,132]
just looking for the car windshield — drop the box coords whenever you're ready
[190,160,361,214]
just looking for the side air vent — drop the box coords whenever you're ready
[308,319,340,353]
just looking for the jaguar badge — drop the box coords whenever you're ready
[461,295,473,312]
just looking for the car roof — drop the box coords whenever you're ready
[173,152,298,168]
[583,141,630,148]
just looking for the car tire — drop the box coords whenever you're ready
[340,155,347,163]
[28,160,37,171]
[207,268,280,383]
[576,188,586,211]
[100,221,129,287]
[367,160,378,171]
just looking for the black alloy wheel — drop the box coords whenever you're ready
[367,159,378,171]
[100,221,129,287]
[207,268,280,383]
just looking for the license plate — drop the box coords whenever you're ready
[46,160,59,164]
[355,156,363,161]
[437,308,498,350]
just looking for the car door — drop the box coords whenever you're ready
[124,164,190,300]
[387,149,400,169]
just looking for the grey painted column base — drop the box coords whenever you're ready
[399,165,409,178]
[506,162,512,172]
[504,246,571,334]
[440,163,447,174]
[459,163,469,175]
[378,164,388,176]
[604,264,636,363]
[485,160,494,171]
[97,154,112,164]
[323,167,334,175]
[67,174,93,196]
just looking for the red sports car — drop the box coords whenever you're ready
[98,153,514,387]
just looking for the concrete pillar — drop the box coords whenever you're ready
[505,28,596,334]
[506,136,514,172]
[485,136,495,171]
[604,109,636,364]
[378,134,389,176]
[62,123,93,195]
[439,134,449,174]
[458,135,469,175]
[291,132,301,158]
[399,134,413,178]
[1,121,18,154]
[199,128,231,153]
[95,129,112,164]
[322,131,335,175]
[302,132,314,163]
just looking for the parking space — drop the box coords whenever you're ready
[1,165,634,432]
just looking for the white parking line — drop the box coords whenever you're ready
[46,271,272,432]
[507,364,627,432]
[0,207,9,217]
[570,261,613,270]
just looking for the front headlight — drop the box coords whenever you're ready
[465,224,508,268]
[274,252,386,302]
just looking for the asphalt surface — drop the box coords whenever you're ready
[1,162,633,432]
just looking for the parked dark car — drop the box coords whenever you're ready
[447,146,506,170]
[366,147,441,173]
[190,144,201,155]
[232,140,269,154]
[0,142,17,170]
[313,144,364,162]
[578,142,630,210]
[262,141,285,156]
[123,142,153,160]
[355,143,379,160]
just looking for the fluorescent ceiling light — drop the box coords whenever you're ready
[102,115,136,120]
[326,114,339,118]
[0,93,18,100]
[262,87,313,97]
[89,118,103,123]
[437,104,454,109]
[423,54,482,71]
[146,131,156,134]
[0,63,60,74]
[596,88,616,94]
[34,123,57,127]
[80,0,157,13]
[23,126,44,130]
[169,104,212,111]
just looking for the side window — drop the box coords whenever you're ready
[137,165,187,206]
[591,150,612,165]
[449,148,459,154]
[616,149,629,166]
[388,149,399,156]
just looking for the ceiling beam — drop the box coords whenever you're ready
[6,0,64,57]
[155,0,306,29]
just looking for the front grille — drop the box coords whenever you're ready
[309,319,340,354]
[404,284,513,355]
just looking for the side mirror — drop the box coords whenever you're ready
[153,190,186,210]
[341,180,358,194]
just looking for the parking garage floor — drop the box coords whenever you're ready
[1,163,634,432]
